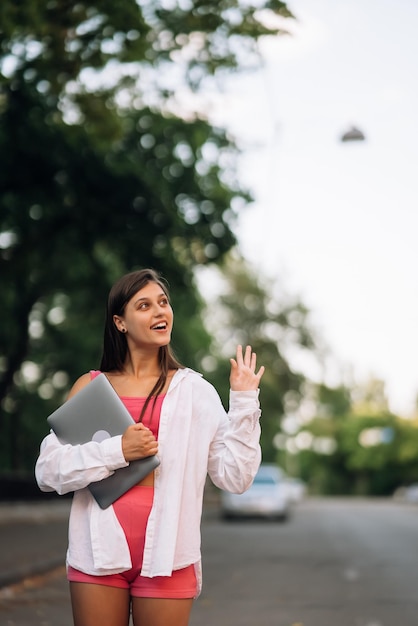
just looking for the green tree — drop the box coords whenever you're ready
[351,376,390,415]
[284,383,350,494]
[289,379,418,496]
[0,0,294,471]
[199,252,319,461]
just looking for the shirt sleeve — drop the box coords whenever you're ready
[206,386,262,494]
[35,431,129,495]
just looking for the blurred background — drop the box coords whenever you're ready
[1,0,418,500]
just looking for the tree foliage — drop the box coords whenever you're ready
[2,1,418,495]
[0,0,295,471]
[279,379,418,496]
[200,252,320,461]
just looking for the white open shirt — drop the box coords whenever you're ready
[35,368,262,596]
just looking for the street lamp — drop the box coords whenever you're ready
[340,125,366,142]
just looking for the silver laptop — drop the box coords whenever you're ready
[47,373,160,509]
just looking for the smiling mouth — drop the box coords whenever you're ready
[151,323,167,331]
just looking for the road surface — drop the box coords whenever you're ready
[0,498,417,625]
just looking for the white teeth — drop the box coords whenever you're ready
[152,323,166,330]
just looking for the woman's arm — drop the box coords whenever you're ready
[35,373,129,495]
[207,345,264,493]
[35,431,129,495]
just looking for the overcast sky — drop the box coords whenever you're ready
[208,0,418,416]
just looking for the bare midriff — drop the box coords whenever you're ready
[137,470,155,487]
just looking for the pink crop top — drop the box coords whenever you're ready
[90,370,164,439]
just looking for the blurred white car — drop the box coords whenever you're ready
[282,477,307,504]
[393,483,418,504]
[220,464,291,521]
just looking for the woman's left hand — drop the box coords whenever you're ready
[230,345,265,391]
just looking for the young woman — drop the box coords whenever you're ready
[35,268,264,626]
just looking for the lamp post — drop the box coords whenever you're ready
[340,125,366,142]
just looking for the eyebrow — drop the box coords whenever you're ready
[133,292,167,305]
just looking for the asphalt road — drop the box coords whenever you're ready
[196,498,418,626]
[1,498,417,626]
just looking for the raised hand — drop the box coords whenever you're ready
[229,345,265,391]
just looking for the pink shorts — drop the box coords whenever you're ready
[67,486,197,598]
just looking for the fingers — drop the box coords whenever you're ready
[122,424,158,461]
[236,345,257,370]
[235,344,243,365]
[230,345,265,390]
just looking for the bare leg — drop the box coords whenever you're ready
[131,598,194,626]
[70,582,131,626]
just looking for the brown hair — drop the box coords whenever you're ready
[99,269,183,420]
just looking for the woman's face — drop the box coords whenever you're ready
[113,281,173,349]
